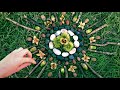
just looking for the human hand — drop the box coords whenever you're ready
[0,47,36,78]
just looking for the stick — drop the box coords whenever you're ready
[58,70,61,78]
[25,60,43,78]
[88,49,116,55]
[90,42,120,46]
[23,15,44,28]
[37,62,48,78]
[76,12,82,23]
[78,64,87,78]
[88,24,108,35]
[85,62,103,78]
[53,12,58,22]
[6,17,40,32]
[64,66,68,78]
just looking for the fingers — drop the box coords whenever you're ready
[16,63,31,72]
[21,57,36,64]
[12,47,23,54]
[18,49,32,58]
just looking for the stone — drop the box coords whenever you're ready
[62,52,69,57]
[45,40,50,44]
[52,23,56,27]
[54,27,59,31]
[46,34,50,38]
[59,22,63,26]
[69,55,74,60]
[82,50,86,54]
[41,48,45,52]
[61,29,68,33]
[74,41,80,48]
[53,48,61,55]
[80,42,84,46]
[46,27,51,31]
[66,20,70,25]
[50,34,56,41]
[69,48,76,54]
[48,72,52,77]
[75,31,80,35]
[65,61,69,65]
[49,57,54,61]
[41,34,46,38]
[26,37,32,42]
[72,59,76,64]
[77,57,81,61]
[74,53,78,57]
[73,35,78,41]
[68,30,74,36]
[49,42,54,49]
[73,73,77,77]
[62,12,66,15]
[78,34,83,40]
[55,30,61,36]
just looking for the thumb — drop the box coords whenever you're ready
[22,58,36,64]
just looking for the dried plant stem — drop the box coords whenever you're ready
[25,60,43,78]
[91,42,120,46]
[37,62,48,78]
[58,70,61,78]
[85,62,103,78]
[88,49,116,55]
[53,12,58,22]
[88,24,108,35]
[78,64,87,78]
[64,66,68,78]
[76,12,82,23]
[6,17,40,32]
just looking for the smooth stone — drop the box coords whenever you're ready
[80,42,84,46]
[53,48,61,55]
[74,41,80,48]
[69,55,75,60]
[54,27,59,31]
[57,56,64,60]
[77,47,82,52]
[61,29,68,33]
[45,39,50,44]
[55,30,61,36]
[68,30,74,36]
[62,52,69,57]
[50,34,56,41]
[69,48,76,54]
[73,35,78,41]
[46,34,50,38]
[49,42,54,49]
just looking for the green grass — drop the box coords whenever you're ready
[0,12,120,78]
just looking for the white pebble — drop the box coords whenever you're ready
[61,29,68,33]
[55,30,61,36]
[68,30,74,36]
[62,52,69,57]
[73,35,78,41]
[69,48,76,54]
[50,34,56,41]
[49,42,54,49]
[74,41,80,48]
[53,48,61,55]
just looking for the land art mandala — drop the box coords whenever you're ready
[6,12,120,78]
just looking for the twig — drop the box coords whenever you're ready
[88,24,108,35]
[6,17,40,32]
[53,12,58,22]
[76,12,82,23]
[37,62,48,78]
[23,15,44,28]
[64,66,68,78]
[85,62,103,78]
[78,64,87,78]
[25,60,43,78]
[88,49,116,55]
[58,70,61,78]
[90,42,120,46]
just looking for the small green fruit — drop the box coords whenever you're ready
[73,16,77,22]
[81,63,88,70]
[89,46,96,50]
[61,68,65,74]
[86,29,92,34]
[35,26,41,30]
[30,47,37,52]
[40,60,46,67]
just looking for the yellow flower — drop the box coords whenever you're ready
[82,54,90,62]
[36,50,45,59]
[32,36,39,45]
[78,21,85,29]
[68,65,77,72]
[89,37,96,43]
[60,15,65,24]
[60,38,68,45]
[51,63,57,69]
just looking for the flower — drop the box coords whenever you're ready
[51,63,57,69]
[82,54,90,62]
[60,15,65,24]
[68,65,77,72]
[44,20,52,27]
[89,37,96,43]
[51,15,55,22]
[78,21,85,29]
[32,36,39,45]
[60,38,68,45]
[36,50,45,59]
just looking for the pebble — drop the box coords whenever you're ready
[48,72,52,77]
[59,22,63,26]
[54,27,59,31]
[73,35,78,41]
[49,57,54,61]
[61,29,68,33]
[52,23,56,27]
[49,42,54,49]
[41,34,46,38]
[65,61,69,65]
[69,55,74,60]
[77,57,81,61]
[72,59,76,64]
[82,50,86,54]
[62,52,69,57]
[74,41,80,48]
[73,24,76,28]
[66,20,70,25]
[50,34,56,41]
[68,30,75,36]
[55,30,61,36]
[26,37,32,42]
[53,48,61,55]
[69,48,76,54]
[41,15,46,21]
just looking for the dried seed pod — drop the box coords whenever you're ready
[96,36,101,40]
[65,61,69,65]
[48,72,52,77]
[26,37,32,42]
[82,50,86,54]
[72,59,76,64]
[81,63,88,70]
[30,47,37,52]
[73,72,77,77]
[49,57,54,61]
[40,60,46,67]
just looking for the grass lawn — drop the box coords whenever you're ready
[0,12,120,78]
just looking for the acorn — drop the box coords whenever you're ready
[84,18,89,23]
[81,63,88,70]
[77,57,81,61]
[89,46,97,50]
[72,59,76,64]
[91,58,97,61]
[65,61,69,65]
[26,37,32,42]
[82,50,86,54]
[41,34,46,38]
[49,57,54,61]
[86,29,92,34]
[96,36,101,40]
[61,68,65,74]
[73,72,77,77]
[40,60,46,67]
[48,72,52,77]
[66,20,70,25]
[30,47,37,52]
[35,26,41,31]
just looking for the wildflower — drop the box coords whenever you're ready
[82,54,90,62]
[32,36,39,45]
[36,50,45,59]
[51,63,57,69]
[78,21,85,29]
[89,37,96,43]
[68,65,77,72]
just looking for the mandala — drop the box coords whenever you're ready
[6,12,120,78]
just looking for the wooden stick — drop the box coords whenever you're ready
[78,64,87,78]
[6,17,40,32]
[58,70,61,78]
[64,66,68,78]
[90,42,120,46]
[85,62,103,78]
[88,24,108,35]
[37,62,48,78]
[53,12,58,22]
[88,49,116,55]
[25,60,43,78]
[76,12,82,23]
